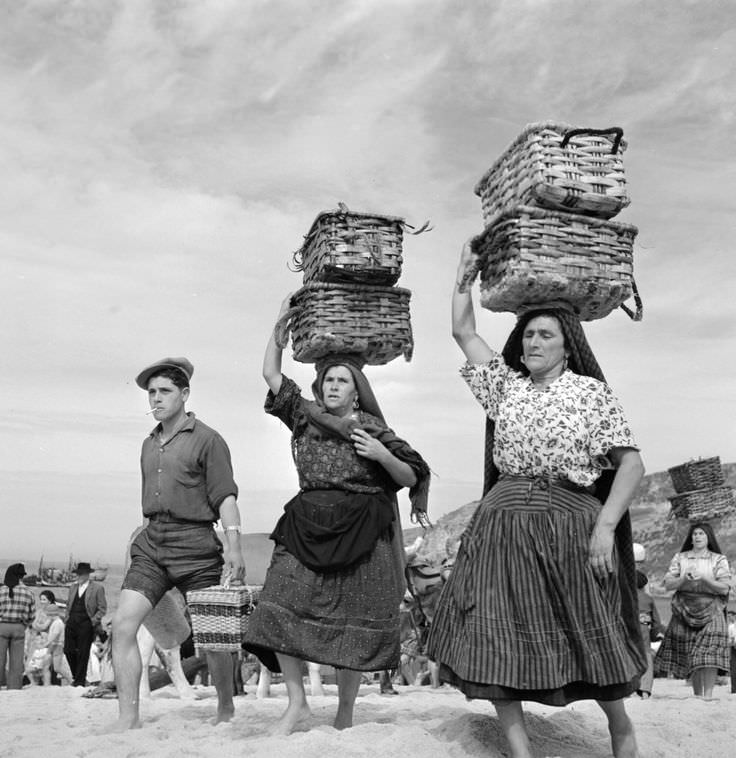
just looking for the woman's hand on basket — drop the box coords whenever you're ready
[350,428,389,463]
[277,293,294,319]
[588,524,615,580]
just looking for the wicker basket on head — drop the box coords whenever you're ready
[475,122,629,225]
[283,282,413,365]
[293,208,406,286]
[473,205,640,321]
[186,584,259,654]
[668,486,736,522]
[668,457,724,494]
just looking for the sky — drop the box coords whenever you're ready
[2,0,735,562]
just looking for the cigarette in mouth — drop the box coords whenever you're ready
[145,408,159,415]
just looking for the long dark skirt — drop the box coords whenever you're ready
[243,512,402,673]
[426,478,646,706]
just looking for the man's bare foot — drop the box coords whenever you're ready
[213,705,235,725]
[268,703,311,736]
[98,717,142,734]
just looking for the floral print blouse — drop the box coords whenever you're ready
[265,375,396,495]
[460,353,638,487]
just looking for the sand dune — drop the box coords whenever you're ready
[3,677,734,758]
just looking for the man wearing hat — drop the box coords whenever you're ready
[64,561,107,686]
[110,357,246,731]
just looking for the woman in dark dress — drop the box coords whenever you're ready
[243,295,430,735]
[427,241,647,758]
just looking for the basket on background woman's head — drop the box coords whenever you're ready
[667,457,725,494]
[474,122,630,225]
[668,486,736,522]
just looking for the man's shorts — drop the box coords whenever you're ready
[122,516,224,607]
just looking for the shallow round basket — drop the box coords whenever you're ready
[668,486,736,522]
[667,457,724,494]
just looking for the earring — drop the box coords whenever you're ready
[353,396,360,410]
[563,355,569,372]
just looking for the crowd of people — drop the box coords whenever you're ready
[1,240,735,758]
[0,562,109,690]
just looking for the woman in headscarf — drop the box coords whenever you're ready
[654,522,731,699]
[0,563,36,689]
[243,294,430,735]
[427,241,648,758]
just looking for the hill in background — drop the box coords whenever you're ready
[405,463,736,585]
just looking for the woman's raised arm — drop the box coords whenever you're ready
[263,294,294,395]
[452,238,494,364]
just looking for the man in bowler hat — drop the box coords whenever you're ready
[64,561,107,686]
[109,357,246,731]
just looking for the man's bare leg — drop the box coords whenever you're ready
[269,653,311,735]
[206,650,235,723]
[307,661,324,697]
[104,589,153,732]
[334,669,362,730]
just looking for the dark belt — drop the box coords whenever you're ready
[147,512,213,526]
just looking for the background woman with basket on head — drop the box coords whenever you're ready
[654,522,731,699]
[426,240,648,758]
[243,294,431,736]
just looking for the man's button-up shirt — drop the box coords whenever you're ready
[141,413,238,522]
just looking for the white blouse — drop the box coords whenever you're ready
[460,353,638,487]
[667,550,731,584]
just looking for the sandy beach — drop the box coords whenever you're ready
[3,676,734,758]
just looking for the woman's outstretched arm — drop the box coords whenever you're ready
[452,238,494,364]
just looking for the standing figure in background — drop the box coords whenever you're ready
[632,542,664,698]
[727,608,736,695]
[428,241,647,758]
[64,561,107,687]
[45,603,73,685]
[654,522,731,699]
[0,563,35,689]
[243,296,431,735]
[635,569,664,698]
[109,357,246,732]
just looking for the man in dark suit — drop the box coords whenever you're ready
[64,561,107,686]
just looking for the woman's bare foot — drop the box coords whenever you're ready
[269,703,311,736]
[333,706,354,730]
[98,717,142,734]
[610,718,639,758]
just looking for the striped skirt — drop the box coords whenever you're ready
[426,477,646,705]
[653,594,730,678]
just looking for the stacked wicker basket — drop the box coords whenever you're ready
[280,205,428,365]
[468,122,642,321]
[667,457,736,522]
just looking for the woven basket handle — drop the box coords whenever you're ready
[619,278,643,321]
[560,127,624,154]
[274,304,303,348]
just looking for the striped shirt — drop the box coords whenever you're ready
[0,584,36,625]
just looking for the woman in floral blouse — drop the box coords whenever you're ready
[427,241,647,758]
[243,295,430,736]
[654,522,731,699]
